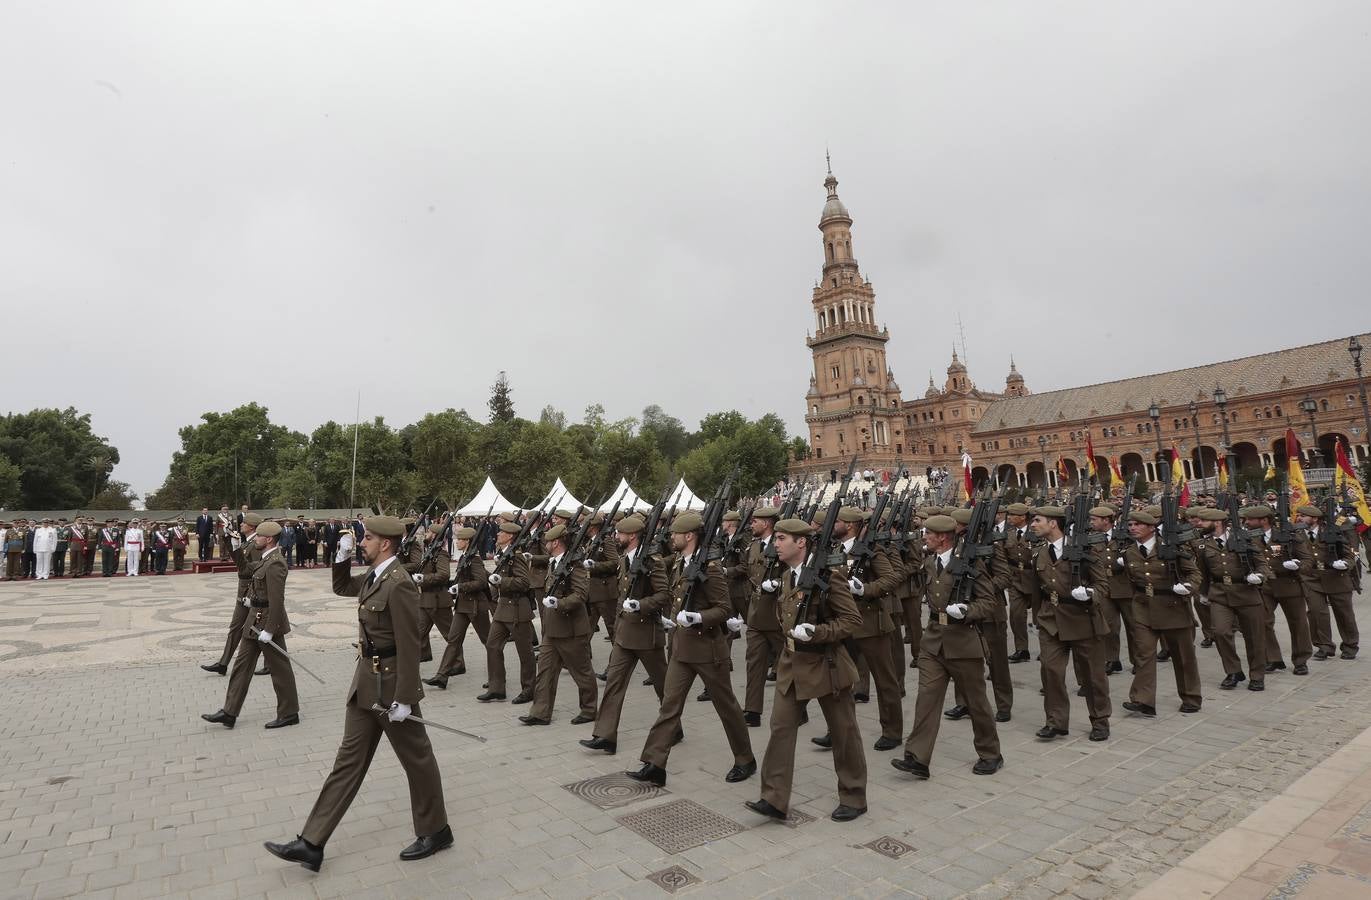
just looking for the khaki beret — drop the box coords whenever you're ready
[256,521,282,537]
[1298,505,1323,518]
[498,521,521,534]
[671,511,704,534]
[588,512,606,526]
[915,507,938,519]
[616,516,646,534]
[1088,506,1116,518]
[543,523,568,542]
[1033,506,1066,519]
[924,514,957,534]
[428,522,446,535]
[554,508,576,519]
[774,518,815,536]
[1144,505,1163,519]
[364,515,405,539]
[837,507,865,523]
[1240,505,1273,519]
[455,527,477,540]
[752,506,780,519]
[1191,508,1222,522]
[1184,506,1206,518]
[400,517,416,526]
[1129,510,1159,526]
[242,512,264,526]
[949,508,972,526]
[1005,503,1031,516]
[722,510,741,522]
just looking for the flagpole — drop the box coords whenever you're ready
[349,390,361,516]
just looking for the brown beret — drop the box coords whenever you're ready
[722,510,741,522]
[924,514,957,534]
[543,523,568,542]
[428,522,446,536]
[256,521,282,537]
[588,512,606,526]
[950,508,972,525]
[1005,503,1030,515]
[243,512,264,526]
[1089,506,1116,518]
[1144,505,1163,519]
[1298,505,1323,518]
[773,518,815,536]
[1129,510,1159,526]
[498,521,521,534]
[455,527,477,540]
[670,511,704,534]
[616,516,646,534]
[837,507,865,523]
[364,515,405,539]
[554,508,576,519]
[915,507,938,519]
[1240,505,1273,519]
[1034,506,1066,519]
[1197,508,1227,522]
[752,506,780,519]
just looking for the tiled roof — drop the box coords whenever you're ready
[972,333,1370,435]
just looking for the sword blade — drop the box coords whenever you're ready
[248,626,327,684]
[369,704,487,742]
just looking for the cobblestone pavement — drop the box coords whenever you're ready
[1,570,1368,899]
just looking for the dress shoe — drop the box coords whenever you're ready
[1179,703,1201,713]
[254,667,270,676]
[1075,686,1086,697]
[1088,725,1110,742]
[831,804,867,821]
[265,714,299,729]
[853,692,870,703]
[697,689,711,702]
[1122,701,1157,717]
[1265,661,1286,673]
[1035,725,1068,740]
[477,691,506,702]
[423,676,448,690]
[642,677,654,686]
[1156,649,1170,662]
[569,713,595,725]
[1314,648,1331,660]
[891,753,930,778]
[1219,673,1245,690]
[811,733,833,749]
[1342,651,1358,660]
[579,737,616,754]
[399,824,453,861]
[766,669,777,681]
[518,715,550,726]
[995,710,1012,723]
[418,653,433,663]
[1008,650,1030,663]
[201,709,236,728]
[972,756,1004,776]
[201,662,228,675]
[264,836,323,872]
[1105,660,1123,674]
[744,711,761,727]
[596,671,607,682]
[873,736,901,752]
[510,691,533,704]
[671,728,685,746]
[1200,638,1214,648]
[626,762,666,786]
[943,705,970,720]
[724,760,757,783]
[448,665,467,675]
[745,799,786,820]
[1247,679,1264,691]
[1293,664,1309,676]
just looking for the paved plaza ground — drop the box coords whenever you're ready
[2,569,1371,899]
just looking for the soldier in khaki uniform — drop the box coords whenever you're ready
[481,522,538,703]
[745,517,867,822]
[407,524,455,688]
[721,511,753,622]
[584,513,622,645]
[1187,507,1218,648]
[1091,506,1141,675]
[521,524,598,725]
[1026,506,1112,742]
[201,513,264,676]
[435,528,492,680]
[201,521,299,729]
[1121,509,1203,715]
[1244,505,1313,675]
[743,507,784,727]
[580,515,671,754]
[1299,505,1361,659]
[1000,503,1037,662]
[893,515,1003,779]
[265,516,450,872]
[1193,508,1272,690]
[945,506,1013,724]
[628,511,756,787]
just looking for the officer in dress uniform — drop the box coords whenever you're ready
[1193,507,1272,691]
[481,522,537,703]
[520,523,599,726]
[1120,509,1203,716]
[1244,505,1313,676]
[171,519,190,571]
[264,515,451,872]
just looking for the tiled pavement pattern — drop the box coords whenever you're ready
[1,569,1368,899]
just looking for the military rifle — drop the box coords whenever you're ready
[1220,493,1260,575]
[680,468,737,613]
[580,488,629,566]
[1061,490,1107,590]
[726,502,755,556]
[400,496,443,556]
[626,484,672,594]
[1156,469,1195,581]
[452,501,498,575]
[1109,475,1138,545]
[847,487,891,583]
[792,480,847,637]
[1319,493,1353,561]
[1269,476,1297,555]
[760,482,806,578]
[545,501,598,597]
[946,485,1000,605]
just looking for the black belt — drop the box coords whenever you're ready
[250,600,269,608]
[364,645,397,659]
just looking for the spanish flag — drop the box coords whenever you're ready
[1057,456,1071,488]
[1171,446,1190,506]
[1085,435,1099,483]
[1110,456,1125,484]
[1286,428,1309,509]
[1334,440,1371,534]
[1216,455,1229,490]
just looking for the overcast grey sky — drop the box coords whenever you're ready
[3,1,1370,498]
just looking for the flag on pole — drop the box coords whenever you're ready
[1057,456,1071,488]
[1216,455,1229,490]
[1170,446,1190,507]
[1334,440,1371,533]
[961,450,974,500]
[1085,435,1099,483]
[1285,428,1309,509]
[1110,456,1125,483]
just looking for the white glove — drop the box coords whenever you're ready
[946,603,968,620]
[623,599,640,613]
[761,578,779,593]
[488,573,502,586]
[791,622,816,642]
[677,610,703,627]
[521,551,533,561]
[1115,556,1126,569]
[387,702,411,723]
[725,615,744,633]
[411,573,424,583]
[582,558,595,570]
[334,544,350,563]
[1333,560,1349,571]
[229,530,243,550]
[1245,573,1264,585]
[448,583,460,597]
[1070,586,1091,602]
[543,596,559,609]
[848,577,865,597]
[1282,560,1300,571]
[1348,516,1360,526]
[257,629,273,643]
[1198,595,1211,606]
[660,615,676,630]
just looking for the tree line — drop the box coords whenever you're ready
[0,408,134,510]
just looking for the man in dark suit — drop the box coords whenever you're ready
[196,508,214,561]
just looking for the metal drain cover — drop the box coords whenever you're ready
[780,808,816,828]
[863,835,916,859]
[645,865,701,893]
[617,799,744,854]
[563,773,669,809]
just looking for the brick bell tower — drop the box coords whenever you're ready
[802,157,904,466]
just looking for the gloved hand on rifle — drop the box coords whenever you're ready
[448,583,460,597]
[1283,559,1300,571]
[725,615,745,634]
[1333,559,1350,571]
[488,573,502,586]
[411,573,423,584]
[387,702,410,723]
[256,629,273,643]
[676,610,702,627]
[945,603,968,620]
[1245,573,1264,585]
[622,599,640,613]
[1115,556,1126,569]
[543,596,558,609]
[1197,594,1210,606]
[659,615,676,631]
[582,558,594,570]
[761,578,779,593]
[848,577,865,597]
[1172,583,1191,596]
[1070,586,1092,603]
[790,622,815,642]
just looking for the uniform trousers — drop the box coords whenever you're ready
[1194,599,1214,641]
[528,635,598,721]
[53,547,66,576]
[761,683,866,813]
[1009,589,1032,655]
[223,630,299,719]
[1210,602,1266,679]
[153,548,168,574]
[100,549,118,576]
[641,656,753,768]
[952,619,1013,716]
[218,600,252,668]
[1264,592,1313,667]
[593,644,667,743]
[485,620,536,696]
[1307,591,1359,655]
[35,551,52,579]
[1100,592,1141,668]
[744,628,784,714]
[905,646,1000,765]
[69,544,86,576]
[1128,620,1202,708]
[173,547,186,570]
[851,632,904,739]
[125,548,141,575]
[301,702,446,847]
[83,544,96,575]
[1038,630,1111,730]
[587,599,616,642]
[439,607,491,674]
[903,596,923,665]
[417,602,454,664]
[887,619,907,683]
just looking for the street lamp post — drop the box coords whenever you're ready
[1350,336,1371,461]
[1037,434,1048,494]
[1299,396,1322,467]
[1188,400,1208,482]
[1149,401,1164,484]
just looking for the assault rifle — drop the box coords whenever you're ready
[581,488,629,567]
[726,502,755,556]
[546,501,598,597]
[946,485,1000,605]
[680,469,737,613]
[452,501,497,574]
[626,484,672,593]
[1062,490,1107,590]
[793,479,847,631]
[1220,493,1260,575]
[400,496,444,557]
[1319,493,1353,561]
[1157,472,1195,580]
[847,487,891,583]
[491,493,555,574]
[1109,475,1138,544]
[761,482,807,578]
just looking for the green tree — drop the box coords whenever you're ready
[266,466,321,508]
[405,409,483,505]
[89,480,138,511]
[0,454,21,507]
[678,414,790,497]
[538,405,566,431]
[0,408,121,508]
[641,404,689,463]
[489,370,515,423]
[787,436,810,462]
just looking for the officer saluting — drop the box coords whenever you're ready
[265,515,451,872]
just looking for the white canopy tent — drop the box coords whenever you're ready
[596,477,654,514]
[454,477,522,516]
[532,477,583,514]
[666,478,708,511]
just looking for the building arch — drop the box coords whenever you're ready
[1231,441,1261,472]
[996,463,1017,488]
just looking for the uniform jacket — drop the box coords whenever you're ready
[1304,526,1358,596]
[744,535,781,631]
[775,567,861,699]
[452,552,492,615]
[33,527,57,553]
[232,542,264,600]
[541,559,591,639]
[122,527,144,551]
[843,537,899,637]
[1030,540,1111,640]
[1194,532,1273,608]
[1123,539,1202,629]
[490,552,537,625]
[722,533,752,613]
[615,545,671,650]
[333,558,426,709]
[414,547,452,610]
[1259,530,1313,601]
[1000,525,1039,596]
[665,554,732,664]
[246,547,290,636]
[919,554,998,660]
[585,535,622,607]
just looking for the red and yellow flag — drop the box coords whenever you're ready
[1286,428,1310,509]
[1110,456,1125,483]
[1057,456,1071,487]
[1216,455,1229,490]
[1085,436,1099,482]
[1334,440,1371,533]
[1170,446,1190,506]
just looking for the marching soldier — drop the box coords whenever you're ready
[722,511,753,622]
[627,511,756,787]
[1187,507,1218,648]
[407,523,454,687]
[1120,509,1203,715]
[944,507,1013,725]
[1245,505,1313,675]
[1001,503,1036,663]
[520,523,598,726]
[743,507,784,727]
[892,514,1003,778]
[481,522,537,704]
[1091,506,1140,675]
[432,527,492,682]
[202,513,266,676]
[1193,508,1272,691]
[1299,505,1360,659]
[201,520,300,729]
[584,513,622,646]
[745,517,867,822]
[580,515,670,755]
[265,515,451,871]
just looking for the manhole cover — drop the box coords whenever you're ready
[645,865,700,894]
[780,809,816,828]
[563,773,669,810]
[617,799,743,854]
[864,835,915,859]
